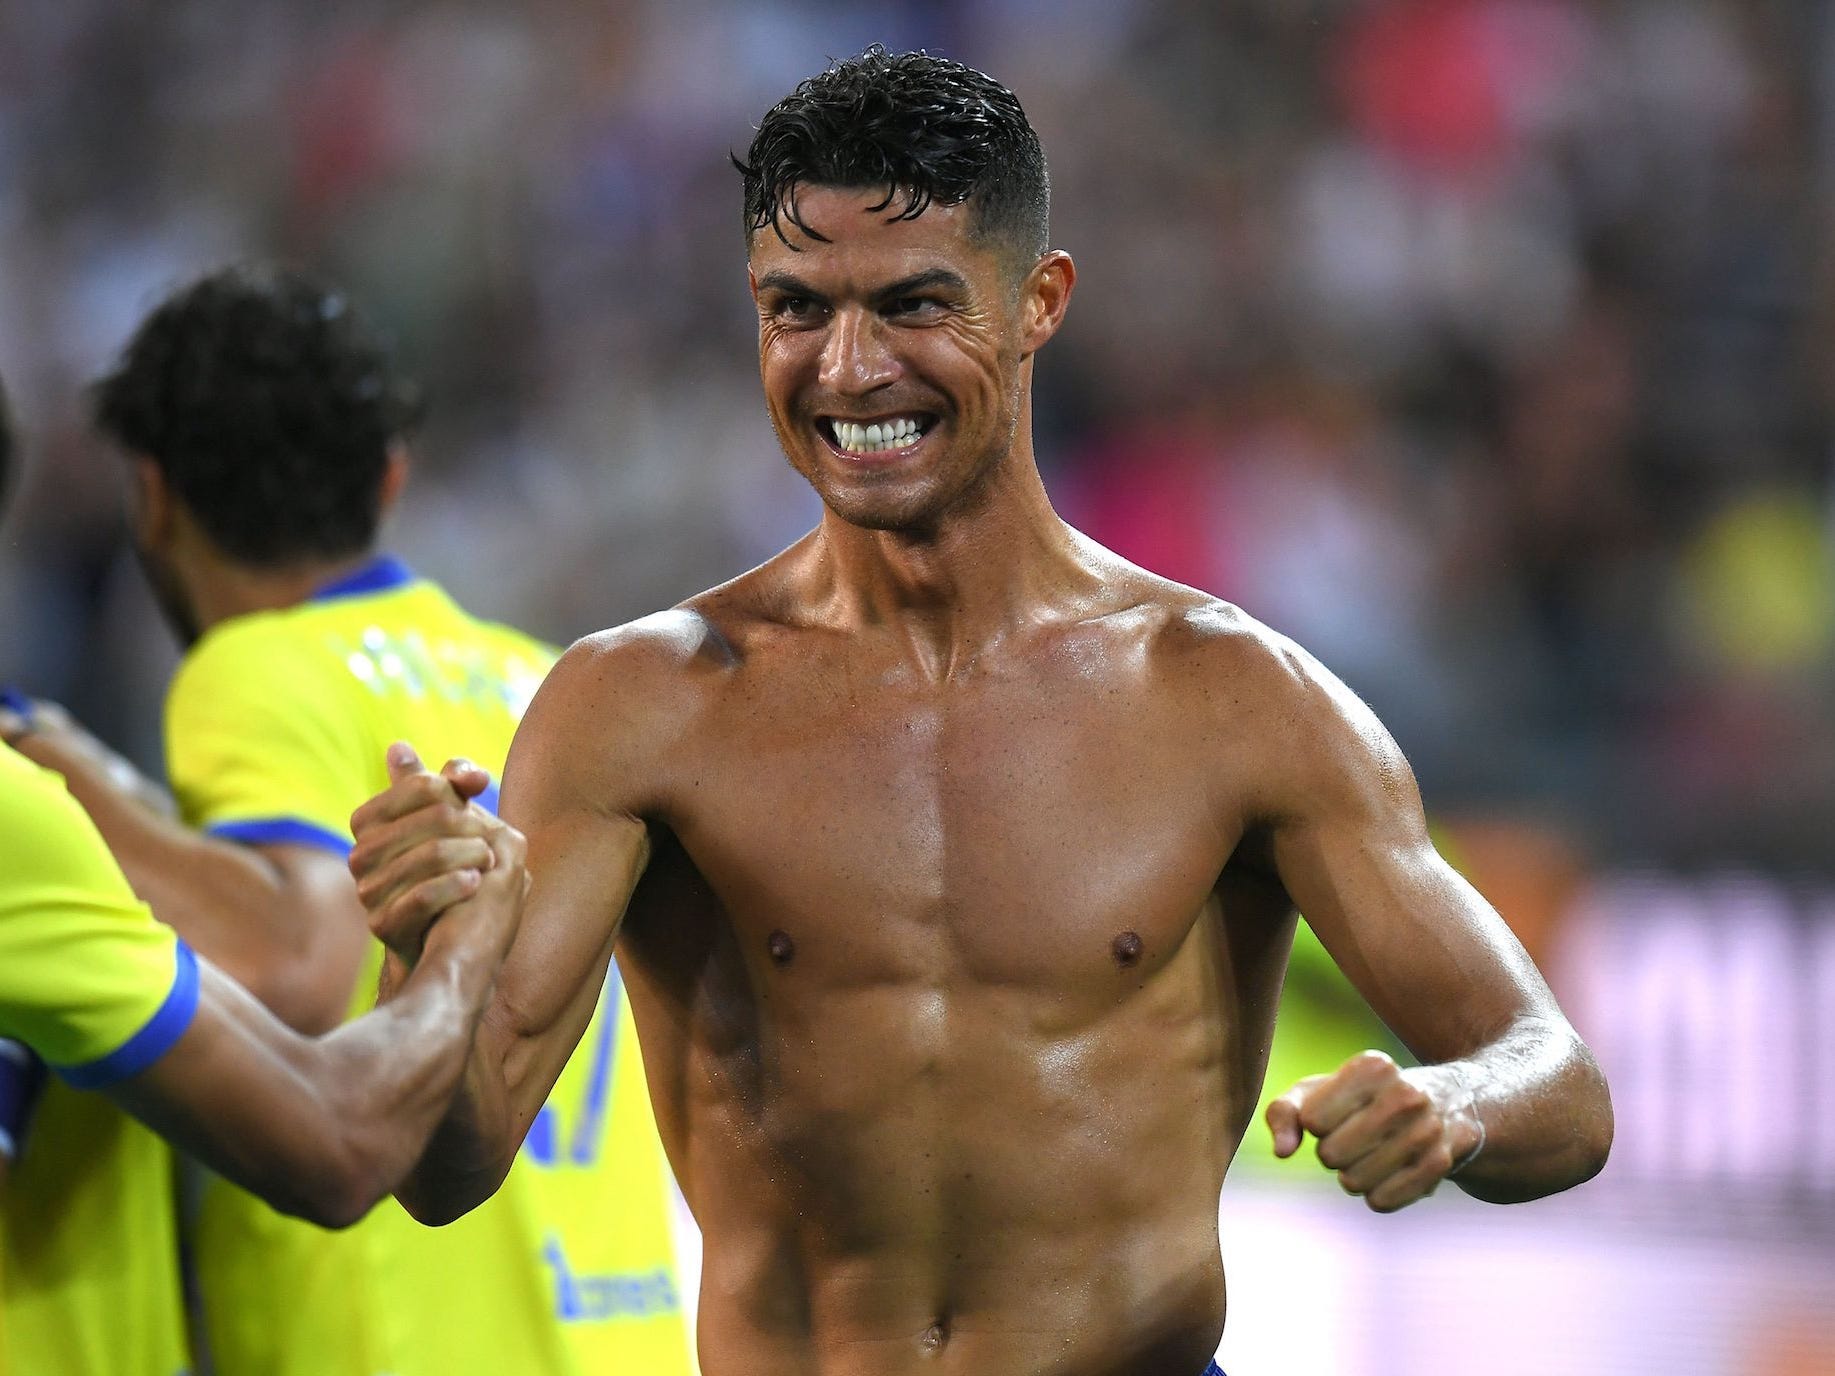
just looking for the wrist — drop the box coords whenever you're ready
[413,911,503,982]
[1438,1064,1487,1176]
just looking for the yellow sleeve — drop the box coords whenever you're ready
[166,624,375,855]
[0,748,198,1082]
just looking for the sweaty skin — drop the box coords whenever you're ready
[353,188,1610,1376]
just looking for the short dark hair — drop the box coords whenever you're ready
[735,46,1049,268]
[90,265,423,567]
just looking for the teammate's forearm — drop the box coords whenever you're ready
[1418,1014,1613,1203]
[20,735,355,1032]
[120,920,509,1229]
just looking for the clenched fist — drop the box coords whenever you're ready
[1266,1050,1485,1213]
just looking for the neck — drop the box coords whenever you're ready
[186,547,383,635]
[803,433,1104,676]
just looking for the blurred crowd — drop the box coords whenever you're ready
[0,0,1830,869]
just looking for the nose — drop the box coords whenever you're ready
[818,306,900,397]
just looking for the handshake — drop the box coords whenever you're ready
[347,743,531,974]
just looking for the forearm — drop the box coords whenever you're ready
[121,926,508,1229]
[375,949,521,1224]
[1414,1013,1613,1203]
[306,923,511,1223]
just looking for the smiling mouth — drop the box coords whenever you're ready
[819,414,935,457]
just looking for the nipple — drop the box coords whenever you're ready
[767,929,796,966]
[1111,930,1143,967]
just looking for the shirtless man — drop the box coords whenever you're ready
[353,48,1613,1376]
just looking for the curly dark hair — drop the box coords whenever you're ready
[735,46,1049,269]
[90,265,423,567]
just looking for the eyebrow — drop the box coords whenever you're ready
[874,269,970,300]
[753,267,971,302]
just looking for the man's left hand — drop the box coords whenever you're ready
[1266,1050,1484,1212]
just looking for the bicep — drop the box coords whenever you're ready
[486,679,654,1141]
[1257,660,1558,1063]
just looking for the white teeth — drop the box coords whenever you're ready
[831,417,923,454]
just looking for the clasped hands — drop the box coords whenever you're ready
[347,744,529,968]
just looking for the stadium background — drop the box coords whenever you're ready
[0,2,1831,1372]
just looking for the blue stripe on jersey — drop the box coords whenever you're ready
[207,817,353,856]
[476,779,500,816]
[308,554,416,603]
[60,941,202,1089]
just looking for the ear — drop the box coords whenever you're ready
[127,456,171,549]
[747,261,760,302]
[377,442,410,521]
[1018,251,1076,357]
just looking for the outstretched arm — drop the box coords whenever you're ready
[1239,633,1611,1209]
[110,797,522,1228]
[0,740,525,1229]
[349,630,674,1224]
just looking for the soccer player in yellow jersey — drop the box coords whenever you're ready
[0,707,535,1365]
[16,269,690,1376]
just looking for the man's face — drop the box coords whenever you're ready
[749,187,1036,533]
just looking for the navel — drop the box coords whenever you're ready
[917,1317,950,1353]
[1111,930,1143,967]
[766,929,796,966]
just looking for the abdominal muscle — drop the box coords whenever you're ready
[667,948,1247,1376]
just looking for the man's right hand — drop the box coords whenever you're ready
[349,743,525,968]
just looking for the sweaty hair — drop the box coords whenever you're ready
[735,46,1049,268]
[90,265,423,567]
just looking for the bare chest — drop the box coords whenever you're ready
[651,649,1239,989]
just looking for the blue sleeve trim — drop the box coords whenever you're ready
[206,817,353,856]
[0,1039,47,1160]
[59,942,202,1089]
[476,779,500,816]
[0,686,35,726]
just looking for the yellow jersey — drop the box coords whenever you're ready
[167,557,690,1376]
[0,744,199,1376]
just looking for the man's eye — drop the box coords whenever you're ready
[888,297,941,317]
[775,297,821,320]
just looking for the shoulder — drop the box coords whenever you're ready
[1154,594,1358,719]
[1134,590,1416,823]
[509,607,736,797]
[546,608,738,710]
